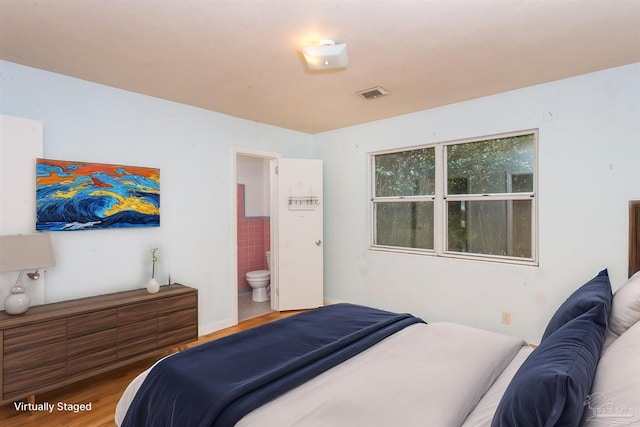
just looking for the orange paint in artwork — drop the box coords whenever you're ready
[37,159,159,186]
[90,176,112,188]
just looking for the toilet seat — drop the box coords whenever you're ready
[246,270,270,279]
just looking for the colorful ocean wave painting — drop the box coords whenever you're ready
[36,159,160,231]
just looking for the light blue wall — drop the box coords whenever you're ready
[313,63,640,343]
[0,60,313,333]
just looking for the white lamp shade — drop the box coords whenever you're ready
[302,43,349,70]
[0,233,56,272]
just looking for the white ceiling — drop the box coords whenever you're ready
[1,0,639,134]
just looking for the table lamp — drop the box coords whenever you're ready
[0,233,56,315]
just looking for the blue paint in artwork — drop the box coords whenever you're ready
[36,159,160,231]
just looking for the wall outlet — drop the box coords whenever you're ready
[501,311,512,325]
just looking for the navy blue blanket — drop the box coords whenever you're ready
[121,303,424,427]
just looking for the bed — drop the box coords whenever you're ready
[115,269,640,427]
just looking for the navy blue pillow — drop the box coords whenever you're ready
[491,304,608,427]
[541,269,612,341]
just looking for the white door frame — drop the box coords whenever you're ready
[232,147,280,325]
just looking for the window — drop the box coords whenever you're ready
[371,130,537,264]
[373,147,435,250]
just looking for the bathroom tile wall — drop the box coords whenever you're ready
[237,184,270,293]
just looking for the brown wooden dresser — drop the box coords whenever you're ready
[0,284,197,404]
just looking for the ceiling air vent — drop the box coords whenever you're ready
[356,86,391,100]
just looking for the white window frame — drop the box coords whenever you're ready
[370,129,538,266]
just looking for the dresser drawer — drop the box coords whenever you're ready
[119,300,158,325]
[3,318,67,353]
[159,307,197,333]
[68,308,117,338]
[158,324,198,348]
[68,328,117,359]
[4,340,67,376]
[118,335,158,360]
[158,293,197,313]
[3,362,67,400]
[68,346,118,376]
[117,318,158,359]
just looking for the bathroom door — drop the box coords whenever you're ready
[274,158,323,311]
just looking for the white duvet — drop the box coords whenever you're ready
[116,322,526,427]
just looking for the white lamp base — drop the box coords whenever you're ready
[4,285,31,315]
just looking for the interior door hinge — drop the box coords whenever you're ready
[275,166,279,174]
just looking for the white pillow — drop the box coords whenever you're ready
[608,271,640,337]
[583,319,640,425]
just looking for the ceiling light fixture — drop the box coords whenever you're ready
[302,40,349,70]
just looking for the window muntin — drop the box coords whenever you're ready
[371,131,537,264]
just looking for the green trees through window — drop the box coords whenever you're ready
[372,131,537,263]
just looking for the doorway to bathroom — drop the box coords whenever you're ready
[234,149,324,323]
[235,151,276,322]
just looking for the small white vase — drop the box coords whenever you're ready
[146,278,160,294]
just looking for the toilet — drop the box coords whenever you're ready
[246,251,271,302]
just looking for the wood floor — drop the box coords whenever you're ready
[0,309,304,426]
